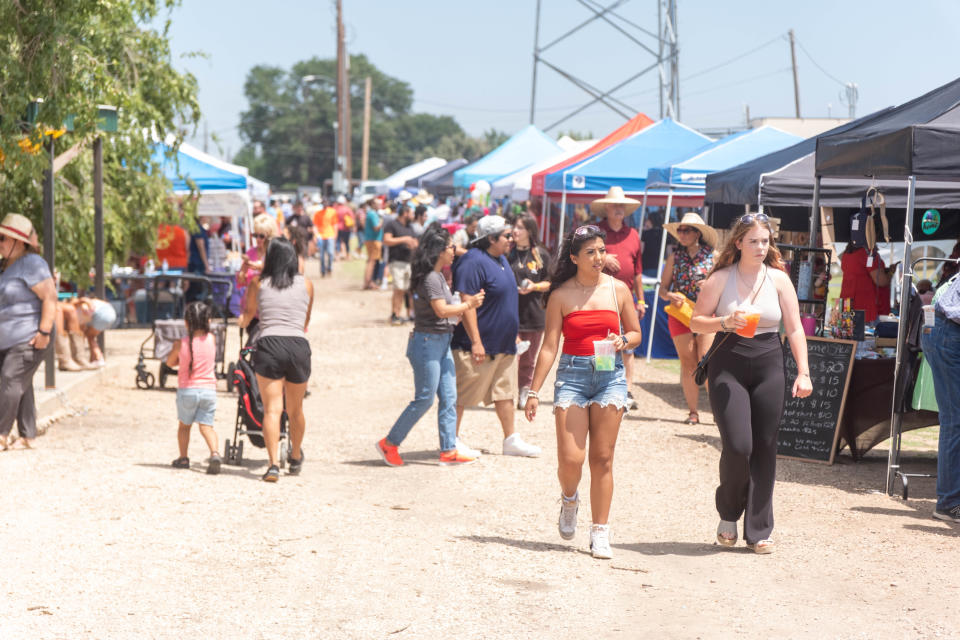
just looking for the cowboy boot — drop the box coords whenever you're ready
[56,331,83,371]
[68,333,98,370]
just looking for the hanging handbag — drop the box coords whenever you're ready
[663,292,694,327]
[692,266,767,386]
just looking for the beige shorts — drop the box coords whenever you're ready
[389,261,411,291]
[453,350,517,407]
[364,240,382,261]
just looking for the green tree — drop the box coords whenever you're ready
[236,54,504,188]
[0,1,200,286]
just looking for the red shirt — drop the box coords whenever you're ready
[840,248,890,322]
[598,220,642,290]
[156,225,188,269]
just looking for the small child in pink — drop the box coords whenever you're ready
[167,302,221,474]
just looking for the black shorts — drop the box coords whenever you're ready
[253,336,312,383]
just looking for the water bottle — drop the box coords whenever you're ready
[161,258,169,273]
[145,259,155,274]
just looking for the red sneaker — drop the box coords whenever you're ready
[375,438,404,467]
[439,449,478,466]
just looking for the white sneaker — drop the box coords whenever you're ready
[558,493,579,540]
[590,524,612,559]
[455,437,482,458]
[502,434,541,457]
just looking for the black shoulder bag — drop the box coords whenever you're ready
[693,266,767,386]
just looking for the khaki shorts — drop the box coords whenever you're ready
[453,350,517,407]
[364,240,382,261]
[389,261,411,291]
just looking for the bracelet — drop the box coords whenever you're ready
[798,372,811,378]
[526,390,540,399]
[719,316,728,331]
[37,329,51,336]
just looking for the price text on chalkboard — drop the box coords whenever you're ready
[778,336,857,464]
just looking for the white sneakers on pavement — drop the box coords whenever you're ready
[455,437,482,458]
[502,433,541,457]
[590,524,612,559]
[558,493,579,540]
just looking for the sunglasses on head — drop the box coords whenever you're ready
[738,212,770,225]
[574,224,600,237]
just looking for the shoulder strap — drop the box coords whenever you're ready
[609,275,623,334]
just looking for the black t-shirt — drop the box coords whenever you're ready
[509,245,551,331]
[641,227,672,271]
[384,218,415,263]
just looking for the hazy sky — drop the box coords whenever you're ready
[161,0,960,165]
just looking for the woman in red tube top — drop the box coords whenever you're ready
[524,225,643,559]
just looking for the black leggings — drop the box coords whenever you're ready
[707,332,785,544]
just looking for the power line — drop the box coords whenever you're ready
[795,38,847,87]
[682,33,787,83]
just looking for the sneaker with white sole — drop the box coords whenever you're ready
[455,437,482,458]
[558,492,579,540]
[502,433,541,457]
[933,504,960,523]
[590,524,612,559]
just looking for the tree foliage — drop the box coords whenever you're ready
[0,0,200,286]
[236,54,508,188]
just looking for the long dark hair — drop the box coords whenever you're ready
[260,237,299,289]
[513,214,546,270]
[183,301,211,376]
[410,223,451,293]
[547,226,607,301]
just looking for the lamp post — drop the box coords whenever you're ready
[301,74,343,196]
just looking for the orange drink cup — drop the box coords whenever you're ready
[735,305,761,338]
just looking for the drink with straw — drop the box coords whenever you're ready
[735,304,762,338]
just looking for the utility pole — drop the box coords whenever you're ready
[789,29,801,118]
[344,49,352,189]
[529,0,542,124]
[334,0,345,195]
[361,76,372,182]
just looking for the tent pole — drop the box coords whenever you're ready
[638,186,649,232]
[647,190,673,363]
[556,172,569,257]
[809,175,821,248]
[886,174,915,496]
[542,194,550,245]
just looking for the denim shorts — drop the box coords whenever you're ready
[176,388,218,425]
[553,353,629,412]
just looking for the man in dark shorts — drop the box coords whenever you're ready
[383,204,418,325]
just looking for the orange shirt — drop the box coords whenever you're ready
[315,206,338,240]
[156,225,188,268]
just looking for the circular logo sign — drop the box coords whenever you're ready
[921,209,941,235]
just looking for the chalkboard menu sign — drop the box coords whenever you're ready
[778,336,857,464]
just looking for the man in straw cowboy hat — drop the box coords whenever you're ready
[0,213,58,449]
[659,211,719,425]
[592,186,647,409]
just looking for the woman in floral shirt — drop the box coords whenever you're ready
[659,212,718,425]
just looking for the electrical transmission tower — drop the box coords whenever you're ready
[529,0,680,132]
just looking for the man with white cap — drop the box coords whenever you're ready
[592,186,646,409]
[451,215,541,457]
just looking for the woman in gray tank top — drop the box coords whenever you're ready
[240,238,314,482]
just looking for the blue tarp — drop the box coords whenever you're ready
[152,143,247,192]
[542,119,712,195]
[453,125,562,188]
[646,126,802,191]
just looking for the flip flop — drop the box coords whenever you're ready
[747,539,775,554]
[684,412,700,425]
[717,520,738,547]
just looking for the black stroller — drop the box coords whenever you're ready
[224,341,291,468]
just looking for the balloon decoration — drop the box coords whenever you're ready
[468,179,491,209]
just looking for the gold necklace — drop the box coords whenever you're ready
[574,275,600,293]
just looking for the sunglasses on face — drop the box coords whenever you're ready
[676,226,697,234]
[254,233,267,240]
[574,224,600,237]
[739,213,770,225]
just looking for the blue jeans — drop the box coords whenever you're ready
[921,315,960,511]
[387,332,457,451]
[317,238,335,275]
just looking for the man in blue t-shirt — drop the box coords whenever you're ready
[362,197,384,290]
[451,215,541,459]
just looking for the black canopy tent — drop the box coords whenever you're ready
[815,76,960,496]
[403,158,467,198]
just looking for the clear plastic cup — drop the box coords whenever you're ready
[593,339,616,371]
[735,304,762,338]
[923,304,936,327]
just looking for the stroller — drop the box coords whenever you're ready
[134,319,228,390]
[224,340,291,468]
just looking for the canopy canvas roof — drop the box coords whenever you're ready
[153,141,248,194]
[490,140,596,201]
[542,118,712,200]
[453,125,562,188]
[403,159,467,197]
[646,126,802,192]
[382,157,447,191]
[529,112,654,197]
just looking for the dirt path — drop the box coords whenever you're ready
[2,263,958,639]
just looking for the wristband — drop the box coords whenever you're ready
[719,316,728,332]
[37,329,51,336]
[526,390,539,399]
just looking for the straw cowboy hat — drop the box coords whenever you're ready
[590,186,642,212]
[0,213,38,247]
[413,189,434,205]
[664,211,719,248]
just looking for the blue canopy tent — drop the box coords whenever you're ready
[640,126,802,361]
[453,125,562,189]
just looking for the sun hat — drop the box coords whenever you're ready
[88,300,118,332]
[663,212,719,248]
[413,189,434,205]
[397,189,413,202]
[590,186,642,213]
[0,213,38,247]
[471,215,508,243]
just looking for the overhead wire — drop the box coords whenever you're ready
[795,38,848,87]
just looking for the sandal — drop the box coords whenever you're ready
[684,412,700,425]
[747,539,775,554]
[716,520,738,547]
[287,450,304,475]
[262,465,280,483]
[171,456,190,469]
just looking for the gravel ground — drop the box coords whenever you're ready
[2,262,959,639]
